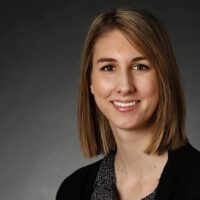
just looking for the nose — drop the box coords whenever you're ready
[116,70,135,95]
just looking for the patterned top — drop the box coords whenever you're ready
[90,152,157,200]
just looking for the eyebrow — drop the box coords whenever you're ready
[96,56,147,64]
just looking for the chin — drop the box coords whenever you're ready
[110,117,152,132]
[111,121,142,131]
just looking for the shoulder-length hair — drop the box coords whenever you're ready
[78,8,187,157]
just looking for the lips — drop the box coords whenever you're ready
[111,100,140,112]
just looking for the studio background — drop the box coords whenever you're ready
[1,1,200,200]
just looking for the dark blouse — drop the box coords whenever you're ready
[90,152,157,200]
[56,143,200,200]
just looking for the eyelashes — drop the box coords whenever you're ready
[100,65,115,71]
[132,64,149,70]
[100,64,149,71]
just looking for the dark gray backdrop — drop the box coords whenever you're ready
[1,1,200,200]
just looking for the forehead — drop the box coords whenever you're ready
[92,30,144,61]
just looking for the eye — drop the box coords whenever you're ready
[100,64,115,71]
[132,64,149,71]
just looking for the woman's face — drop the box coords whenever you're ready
[90,30,159,132]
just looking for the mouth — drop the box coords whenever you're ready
[111,100,140,112]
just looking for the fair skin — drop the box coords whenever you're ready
[90,30,168,200]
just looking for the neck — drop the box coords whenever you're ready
[112,127,168,182]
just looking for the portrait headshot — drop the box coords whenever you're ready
[1,1,200,200]
[56,6,200,200]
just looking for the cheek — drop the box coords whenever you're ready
[91,76,115,98]
[137,74,159,99]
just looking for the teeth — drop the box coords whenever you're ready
[113,101,138,107]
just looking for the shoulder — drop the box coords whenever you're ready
[168,143,200,197]
[155,143,200,199]
[170,143,200,168]
[56,159,102,200]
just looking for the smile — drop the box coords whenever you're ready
[111,100,140,112]
[112,101,138,107]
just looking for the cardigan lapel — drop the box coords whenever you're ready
[155,143,190,200]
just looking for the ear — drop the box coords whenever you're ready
[90,84,94,94]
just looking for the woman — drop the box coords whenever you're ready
[56,8,200,200]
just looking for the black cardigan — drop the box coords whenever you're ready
[56,143,200,200]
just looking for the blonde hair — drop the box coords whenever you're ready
[78,8,187,157]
